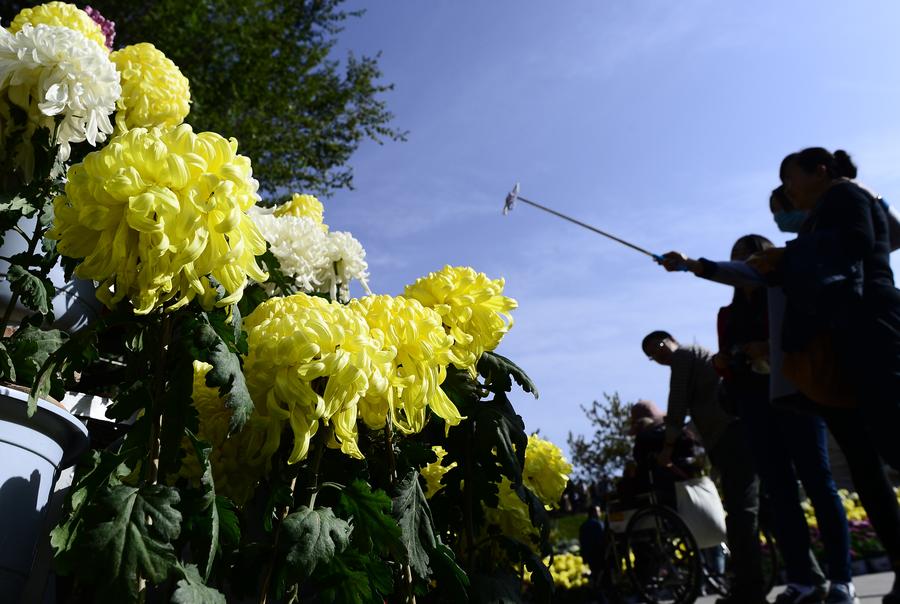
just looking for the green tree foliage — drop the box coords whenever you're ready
[3,0,406,198]
[567,392,634,484]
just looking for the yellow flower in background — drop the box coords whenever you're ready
[420,446,456,498]
[243,293,393,463]
[274,193,327,229]
[404,265,517,373]
[485,477,535,543]
[111,43,191,130]
[350,295,462,433]
[484,435,572,547]
[181,361,278,504]
[10,2,107,50]
[523,434,574,508]
[48,124,268,314]
[530,554,590,590]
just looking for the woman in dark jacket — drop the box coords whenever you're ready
[749,148,900,604]
[754,148,900,468]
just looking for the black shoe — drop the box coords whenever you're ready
[774,584,827,604]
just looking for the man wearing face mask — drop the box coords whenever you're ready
[657,173,900,604]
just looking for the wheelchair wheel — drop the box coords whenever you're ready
[623,504,701,604]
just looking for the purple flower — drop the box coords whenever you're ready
[84,6,115,50]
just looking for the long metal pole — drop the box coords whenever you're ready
[513,194,658,258]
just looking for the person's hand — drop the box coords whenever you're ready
[656,446,673,468]
[657,251,700,274]
[746,247,785,275]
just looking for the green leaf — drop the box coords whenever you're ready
[79,484,182,599]
[0,341,15,382]
[26,322,98,415]
[50,448,132,573]
[187,431,218,581]
[494,535,554,603]
[157,335,197,479]
[236,283,269,319]
[189,318,254,434]
[7,325,66,410]
[0,193,38,216]
[337,480,404,558]
[258,248,295,296]
[207,304,248,356]
[7,264,53,315]
[392,470,437,580]
[429,540,469,602]
[313,549,393,604]
[441,365,483,412]
[477,351,538,398]
[512,482,552,555]
[474,393,527,488]
[172,563,226,604]
[216,496,241,548]
[280,506,352,582]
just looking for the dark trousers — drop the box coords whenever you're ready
[820,406,900,566]
[738,388,850,585]
[708,421,763,596]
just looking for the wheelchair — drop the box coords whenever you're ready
[597,470,779,604]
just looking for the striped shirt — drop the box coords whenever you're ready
[664,345,736,452]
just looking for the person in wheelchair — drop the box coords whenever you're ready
[617,401,705,509]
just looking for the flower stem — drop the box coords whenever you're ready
[463,426,477,569]
[259,425,329,604]
[385,418,417,604]
[145,315,173,486]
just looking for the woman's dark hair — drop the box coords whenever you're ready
[784,147,858,179]
[770,185,793,211]
[731,234,774,261]
[730,235,773,306]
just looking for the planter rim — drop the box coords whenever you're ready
[0,384,89,469]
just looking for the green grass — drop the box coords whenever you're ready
[551,513,585,545]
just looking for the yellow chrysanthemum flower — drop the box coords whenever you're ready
[523,433,574,508]
[48,124,268,314]
[350,295,462,433]
[274,193,327,230]
[181,361,279,504]
[111,43,191,130]
[484,435,572,547]
[243,293,393,463]
[10,2,107,50]
[404,265,517,373]
[420,446,456,498]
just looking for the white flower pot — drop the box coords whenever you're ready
[0,216,101,331]
[0,385,89,602]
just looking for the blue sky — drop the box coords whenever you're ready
[324,1,900,455]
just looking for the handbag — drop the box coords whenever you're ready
[781,331,858,408]
[674,476,727,549]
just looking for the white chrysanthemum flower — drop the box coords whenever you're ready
[0,24,120,180]
[319,230,371,302]
[248,206,330,292]
[248,206,371,301]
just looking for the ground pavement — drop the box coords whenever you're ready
[696,571,895,603]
